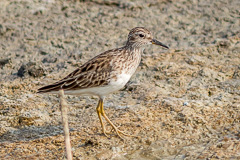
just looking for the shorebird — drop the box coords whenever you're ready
[38,27,169,138]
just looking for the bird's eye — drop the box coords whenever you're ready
[139,34,144,37]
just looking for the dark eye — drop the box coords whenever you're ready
[139,34,144,37]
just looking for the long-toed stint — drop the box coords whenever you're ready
[38,27,169,139]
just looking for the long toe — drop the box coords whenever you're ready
[112,126,137,139]
[102,129,113,138]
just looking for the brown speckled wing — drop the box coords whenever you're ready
[37,51,114,93]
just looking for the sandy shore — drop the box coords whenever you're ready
[0,0,239,159]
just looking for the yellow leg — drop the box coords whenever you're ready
[97,98,134,139]
[96,100,109,137]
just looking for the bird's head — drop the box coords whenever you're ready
[126,27,169,49]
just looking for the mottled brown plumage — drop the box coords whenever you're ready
[38,27,169,138]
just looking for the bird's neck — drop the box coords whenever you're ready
[124,43,144,54]
[117,45,142,75]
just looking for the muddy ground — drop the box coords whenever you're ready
[0,0,239,159]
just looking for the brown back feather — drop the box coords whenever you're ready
[37,50,116,93]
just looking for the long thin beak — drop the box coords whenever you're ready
[151,39,169,49]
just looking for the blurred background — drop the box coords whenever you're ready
[0,0,239,159]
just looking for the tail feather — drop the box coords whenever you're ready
[37,81,65,93]
[37,77,81,93]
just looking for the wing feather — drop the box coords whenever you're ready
[37,49,118,93]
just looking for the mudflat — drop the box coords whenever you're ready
[0,0,239,159]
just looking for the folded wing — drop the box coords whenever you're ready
[37,52,113,93]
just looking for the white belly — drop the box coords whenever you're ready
[50,73,132,97]
[90,73,131,96]
[109,73,131,91]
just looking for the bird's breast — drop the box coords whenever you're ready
[109,72,131,89]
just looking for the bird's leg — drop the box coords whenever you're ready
[96,100,109,137]
[99,99,134,139]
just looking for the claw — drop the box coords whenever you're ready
[96,99,137,139]
[102,131,110,138]
[112,126,137,139]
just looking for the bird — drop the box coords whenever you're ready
[38,27,169,139]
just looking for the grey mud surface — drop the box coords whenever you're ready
[0,0,239,159]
